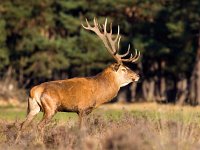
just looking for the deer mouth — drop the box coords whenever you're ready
[133,77,139,82]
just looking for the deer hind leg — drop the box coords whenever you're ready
[37,98,56,141]
[15,97,40,143]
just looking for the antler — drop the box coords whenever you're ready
[81,18,140,64]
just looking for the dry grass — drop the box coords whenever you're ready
[0,103,200,150]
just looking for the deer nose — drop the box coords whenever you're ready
[134,74,140,82]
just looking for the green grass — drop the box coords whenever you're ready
[0,110,25,121]
[0,108,124,122]
[1,103,200,124]
[0,109,77,122]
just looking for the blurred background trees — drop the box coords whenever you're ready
[0,0,199,105]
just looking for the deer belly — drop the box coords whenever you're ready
[57,105,79,112]
[57,97,79,112]
[56,85,94,112]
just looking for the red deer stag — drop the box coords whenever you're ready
[16,18,140,141]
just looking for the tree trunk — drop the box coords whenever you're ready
[117,89,127,103]
[176,77,188,105]
[130,83,137,102]
[160,76,166,101]
[155,60,167,102]
[189,34,200,105]
[196,61,200,104]
[189,75,196,105]
[142,79,155,101]
[1,66,13,92]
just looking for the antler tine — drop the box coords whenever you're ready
[81,18,90,29]
[129,49,140,62]
[130,50,137,59]
[82,18,140,64]
[130,49,139,62]
[98,23,103,31]
[114,25,120,43]
[101,19,119,56]
[82,18,119,60]
[117,36,121,53]
[131,49,140,62]
[121,49,140,62]
[93,17,98,27]
[118,44,130,58]
[103,18,108,34]
[106,23,121,56]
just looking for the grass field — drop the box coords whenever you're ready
[1,103,200,149]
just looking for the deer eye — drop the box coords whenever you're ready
[122,68,126,72]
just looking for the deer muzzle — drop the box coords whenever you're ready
[133,74,140,82]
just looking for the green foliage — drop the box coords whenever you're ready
[0,19,9,69]
[0,0,199,89]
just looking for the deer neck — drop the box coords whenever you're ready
[93,69,120,106]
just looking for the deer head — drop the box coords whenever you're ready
[82,18,140,87]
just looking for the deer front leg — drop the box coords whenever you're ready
[78,107,93,129]
[78,111,84,129]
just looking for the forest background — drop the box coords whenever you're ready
[0,0,200,105]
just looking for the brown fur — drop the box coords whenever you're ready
[15,63,139,143]
[31,64,120,113]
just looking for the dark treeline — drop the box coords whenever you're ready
[0,0,200,105]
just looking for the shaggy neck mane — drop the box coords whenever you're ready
[92,67,120,106]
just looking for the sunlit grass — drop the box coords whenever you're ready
[0,110,77,122]
[1,103,200,124]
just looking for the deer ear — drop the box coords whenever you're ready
[112,63,121,72]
